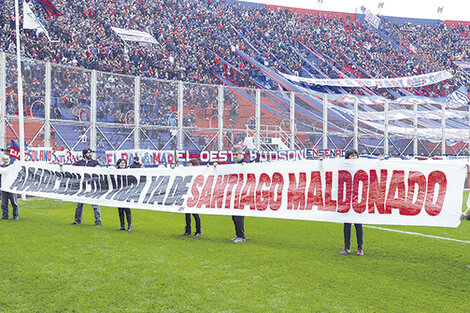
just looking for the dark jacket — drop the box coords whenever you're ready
[129,162,142,168]
[73,159,100,167]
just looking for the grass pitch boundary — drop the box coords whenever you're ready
[366,225,470,243]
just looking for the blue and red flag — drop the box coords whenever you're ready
[9,139,21,160]
[33,0,62,17]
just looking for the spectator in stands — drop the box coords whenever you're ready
[1,155,19,221]
[115,158,132,231]
[230,145,247,243]
[181,158,201,238]
[339,148,364,256]
[130,156,143,169]
[70,148,102,226]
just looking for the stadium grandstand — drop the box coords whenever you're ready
[0,0,469,158]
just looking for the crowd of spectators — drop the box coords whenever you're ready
[0,0,468,95]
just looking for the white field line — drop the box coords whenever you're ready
[365,225,470,244]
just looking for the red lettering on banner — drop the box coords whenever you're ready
[240,173,256,210]
[256,173,270,211]
[403,171,426,215]
[197,175,214,208]
[306,171,323,210]
[425,171,447,216]
[39,150,44,161]
[224,174,239,209]
[337,170,352,213]
[269,172,283,211]
[352,170,368,214]
[211,175,229,208]
[153,152,161,165]
[287,172,307,210]
[323,172,337,211]
[106,153,113,165]
[368,169,388,214]
[386,170,406,214]
[234,174,244,210]
[187,175,205,207]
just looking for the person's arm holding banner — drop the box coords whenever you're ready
[460,165,470,221]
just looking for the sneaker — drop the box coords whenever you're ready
[233,237,246,243]
[116,227,126,231]
[70,222,80,225]
[467,265,470,268]
[193,233,201,238]
[339,248,351,255]
[231,237,238,241]
[127,226,132,231]
[357,249,364,256]
[1,217,9,221]
[94,222,102,226]
[181,232,191,236]
[13,217,19,221]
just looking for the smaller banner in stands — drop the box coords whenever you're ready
[0,159,465,227]
[365,10,381,28]
[111,27,158,45]
[281,70,453,88]
[104,148,343,165]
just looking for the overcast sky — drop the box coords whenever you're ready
[239,0,470,22]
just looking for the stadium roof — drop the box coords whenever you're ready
[240,0,470,22]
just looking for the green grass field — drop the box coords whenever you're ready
[1,196,470,313]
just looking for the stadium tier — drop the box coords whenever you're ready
[0,0,469,156]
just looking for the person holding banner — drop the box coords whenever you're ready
[70,148,102,226]
[181,159,202,237]
[231,145,247,244]
[339,149,364,256]
[130,156,143,169]
[116,159,133,231]
[1,155,19,221]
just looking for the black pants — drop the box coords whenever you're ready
[118,208,132,228]
[185,213,201,234]
[232,215,245,239]
[343,223,363,250]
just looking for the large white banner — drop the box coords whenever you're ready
[111,27,158,44]
[0,159,465,227]
[282,70,453,88]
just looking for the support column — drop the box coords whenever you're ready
[134,76,141,149]
[413,102,418,156]
[354,98,358,151]
[177,81,183,150]
[322,94,328,150]
[441,103,446,155]
[290,92,295,149]
[90,70,97,151]
[255,89,261,150]
[44,62,51,148]
[384,99,389,155]
[217,85,224,150]
[0,52,5,150]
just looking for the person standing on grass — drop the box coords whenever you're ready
[181,159,202,237]
[339,149,364,256]
[1,155,19,221]
[115,158,133,231]
[70,148,102,226]
[230,145,247,244]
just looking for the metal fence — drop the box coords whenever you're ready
[1,51,470,157]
